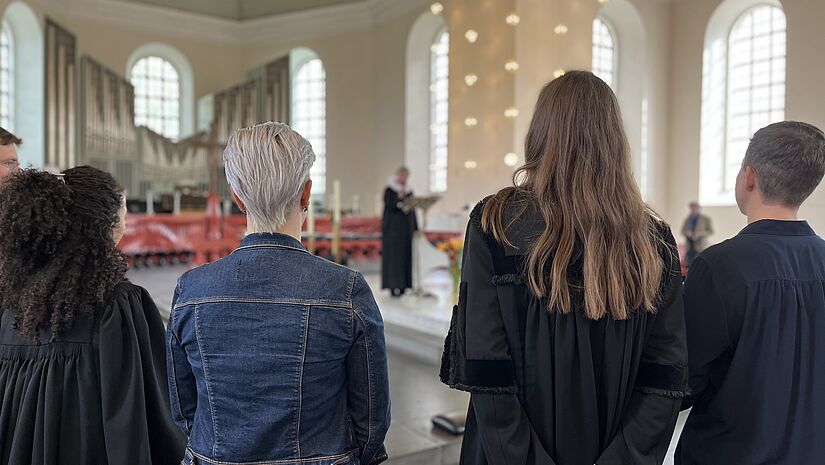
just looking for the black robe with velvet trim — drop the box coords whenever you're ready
[440,197,689,465]
[0,281,187,465]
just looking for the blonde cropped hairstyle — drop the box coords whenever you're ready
[223,122,315,231]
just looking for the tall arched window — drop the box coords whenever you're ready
[0,20,13,130]
[700,0,785,205]
[723,5,786,192]
[429,29,449,193]
[292,56,327,196]
[592,18,617,89]
[130,56,180,140]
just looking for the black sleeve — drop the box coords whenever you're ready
[597,227,690,465]
[681,256,731,409]
[383,188,401,213]
[99,284,188,465]
[441,212,557,465]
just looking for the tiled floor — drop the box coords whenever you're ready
[128,264,687,465]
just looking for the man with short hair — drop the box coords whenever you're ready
[676,121,825,465]
[0,127,22,182]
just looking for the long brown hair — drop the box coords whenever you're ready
[482,71,663,320]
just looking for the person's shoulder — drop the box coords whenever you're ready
[109,280,148,302]
[468,194,495,227]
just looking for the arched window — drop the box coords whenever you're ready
[723,5,786,192]
[0,20,13,130]
[130,56,180,140]
[429,29,449,193]
[592,18,617,89]
[700,0,786,205]
[292,54,326,196]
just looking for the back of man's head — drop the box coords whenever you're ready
[0,127,22,147]
[743,121,825,208]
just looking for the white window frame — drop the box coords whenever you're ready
[290,48,327,197]
[699,0,785,206]
[592,17,619,91]
[429,28,449,194]
[126,43,194,140]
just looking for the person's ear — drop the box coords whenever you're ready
[300,179,313,210]
[232,191,247,214]
[744,165,758,193]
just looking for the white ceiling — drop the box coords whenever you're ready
[111,0,368,21]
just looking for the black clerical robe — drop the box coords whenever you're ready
[677,220,825,465]
[0,282,187,465]
[381,186,418,291]
[441,197,689,465]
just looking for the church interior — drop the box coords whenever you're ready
[1,0,824,463]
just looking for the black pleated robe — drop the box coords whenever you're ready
[381,186,418,291]
[0,282,187,465]
[441,197,689,465]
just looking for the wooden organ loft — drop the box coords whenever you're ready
[45,19,290,212]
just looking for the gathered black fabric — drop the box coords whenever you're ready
[441,197,689,465]
[0,281,186,465]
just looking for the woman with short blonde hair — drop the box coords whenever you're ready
[167,122,391,465]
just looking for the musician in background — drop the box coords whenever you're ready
[382,167,418,297]
[681,201,713,267]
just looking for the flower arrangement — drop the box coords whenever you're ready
[436,237,464,301]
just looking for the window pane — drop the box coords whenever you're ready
[292,57,327,195]
[130,56,181,140]
[0,22,13,131]
[592,18,616,90]
[429,30,449,193]
[724,5,786,192]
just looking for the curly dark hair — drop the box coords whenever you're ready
[0,166,128,341]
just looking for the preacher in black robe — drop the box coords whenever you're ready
[382,169,418,296]
[0,282,187,465]
[441,197,689,465]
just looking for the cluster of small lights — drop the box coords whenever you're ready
[554,24,568,35]
[464,160,479,169]
[505,13,520,26]
[504,153,520,167]
[504,60,520,72]
[465,29,478,43]
[554,69,566,78]
[464,117,479,127]
[464,73,478,86]
[504,107,519,118]
[430,2,444,15]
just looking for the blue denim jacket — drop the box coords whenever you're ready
[167,233,391,465]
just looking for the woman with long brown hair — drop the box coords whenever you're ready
[441,71,688,465]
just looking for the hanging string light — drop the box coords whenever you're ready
[554,69,566,78]
[554,24,568,35]
[504,60,520,72]
[464,73,478,86]
[465,29,479,43]
[464,160,479,169]
[504,107,519,118]
[464,117,479,127]
[504,153,520,167]
[505,13,520,26]
[430,2,444,15]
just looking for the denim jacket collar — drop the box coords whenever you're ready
[236,232,307,253]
